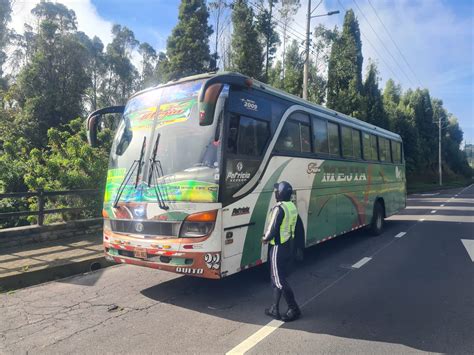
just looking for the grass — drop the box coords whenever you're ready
[407,176,473,194]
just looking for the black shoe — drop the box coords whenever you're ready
[281,307,301,322]
[264,305,281,320]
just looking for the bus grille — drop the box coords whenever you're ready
[110,220,180,237]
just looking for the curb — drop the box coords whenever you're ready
[0,255,112,291]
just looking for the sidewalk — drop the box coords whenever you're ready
[0,233,107,291]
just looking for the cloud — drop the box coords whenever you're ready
[11,0,113,45]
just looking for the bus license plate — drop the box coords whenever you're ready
[134,247,147,259]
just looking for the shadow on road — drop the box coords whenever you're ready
[139,219,465,353]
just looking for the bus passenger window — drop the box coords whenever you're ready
[371,135,379,161]
[379,137,389,162]
[227,115,270,156]
[328,122,340,156]
[392,141,402,163]
[312,117,328,154]
[227,114,239,155]
[352,129,362,159]
[275,121,300,153]
[363,133,377,160]
[300,124,311,152]
[342,126,353,157]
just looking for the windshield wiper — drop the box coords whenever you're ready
[148,133,169,210]
[113,136,147,208]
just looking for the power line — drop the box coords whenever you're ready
[351,0,415,87]
[366,0,422,87]
[335,0,403,84]
[249,0,307,40]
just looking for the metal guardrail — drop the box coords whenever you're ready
[0,189,102,226]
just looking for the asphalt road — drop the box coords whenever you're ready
[1,185,473,354]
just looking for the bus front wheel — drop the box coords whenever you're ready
[370,201,384,236]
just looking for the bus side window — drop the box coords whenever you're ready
[275,112,311,153]
[227,114,240,155]
[342,126,353,158]
[328,122,340,156]
[379,137,389,162]
[392,140,402,164]
[370,134,379,161]
[300,124,311,152]
[275,120,300,153]
[312,117,329,154]
[352,129,362,159]
[363,133,377,160]
[227,114,270,156]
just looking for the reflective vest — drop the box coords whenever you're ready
[270,201,298,245]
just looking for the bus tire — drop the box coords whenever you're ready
[370,201,384,236]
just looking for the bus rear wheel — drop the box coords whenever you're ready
[370,201,384,236]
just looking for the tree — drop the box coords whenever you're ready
[166,0,213,80]
[84,36,106,111]
[308,24,338,105]
[154,52,169,85]
[230,0,263,79]
[14,2,90,147]
[327,9,363,117]
[0,0,12,87]
[101,24,139,106]
[139,42,157,89]
[256,0,280,81]
[403,88,437,169]
[209,0,231,69]
[282,39,303,96]
[278,0,300,80]
[383,80,419,173]
[362,61,388,128]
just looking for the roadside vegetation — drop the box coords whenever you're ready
[0,0,471,227]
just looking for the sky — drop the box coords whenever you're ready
[10,0,474,144]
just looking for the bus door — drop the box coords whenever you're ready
[221,87,273,262]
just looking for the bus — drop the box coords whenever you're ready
[86,72,406,279]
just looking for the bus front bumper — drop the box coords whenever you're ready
[103,240,221,279]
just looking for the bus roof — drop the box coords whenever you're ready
[133,71,402,142]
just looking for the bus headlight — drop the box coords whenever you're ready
[179,210,217,238]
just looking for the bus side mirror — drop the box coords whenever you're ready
[86,106,125,147]
[198,83,223,126]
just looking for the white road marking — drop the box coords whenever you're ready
[440,204,445,207]
[352,257,372,269]
[226,320,284,354]
[394,232,406,238]
[420,193,439,196]
[461,239,474,262]
[431,210,437,214]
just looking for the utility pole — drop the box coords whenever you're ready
[303,0,311,100]
[439,111,442,186]
[265,0,274,80]
[302,2,339,100]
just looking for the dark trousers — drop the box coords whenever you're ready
[269,244,297,310]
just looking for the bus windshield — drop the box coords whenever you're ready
[105,79,222,206]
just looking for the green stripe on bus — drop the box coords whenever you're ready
[240,159,291,267]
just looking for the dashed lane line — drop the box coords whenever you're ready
[431,210,437,214]
[352,257,372,269]
[394,232,407,238]
[226,320,284,355]
[461,239,474,262]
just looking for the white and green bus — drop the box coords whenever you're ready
[87,72,406,279]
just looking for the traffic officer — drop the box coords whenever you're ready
[262,181,301,322]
